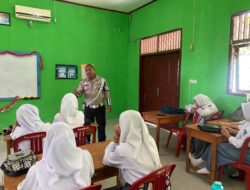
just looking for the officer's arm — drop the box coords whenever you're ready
[74,80,84,98]
[103,81,111,106]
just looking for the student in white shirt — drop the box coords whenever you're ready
[10,104,50,151]
[53,93,85,128]
[18,122,94,190]
[189,102,250,174]
[103,110,162,189]
[185,93,218,125]
[186,94,219,158]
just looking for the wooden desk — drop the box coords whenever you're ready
[142,111,186,149]
[208,118,234,125]
[185,124,228,183]
[3,135,12,155]
[4,141,118,190]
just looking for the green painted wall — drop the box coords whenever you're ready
[127,0,250,116]
[0,0,128,129]
[1,0,250,130]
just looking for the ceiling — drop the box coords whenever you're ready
[58,0,156,14]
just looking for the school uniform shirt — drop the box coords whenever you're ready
[10,104,50,150]
[53,93,85,128]
[18,122,94,190]
[103,110,162,185]
[229,102,250,148]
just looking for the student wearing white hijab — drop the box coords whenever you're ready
[53,93,85,128]
[10,104,50,151]
[189,102,250,174]
[186,94,219,158]
[185,93,218,124]
[103,110,162,189]
[17,122,94,190]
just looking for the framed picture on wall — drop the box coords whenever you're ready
[0,12,10,26]
[55,64,78,79]
[67,65,78,79]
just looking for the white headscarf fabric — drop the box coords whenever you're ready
[118,110,162,169]
[193,94,212,108]
[10,104,49,149]
[242,102,250,121]
[18,122,94,190]
[229,103,250,148]
[54,93,85,128]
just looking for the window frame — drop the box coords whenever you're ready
[227,10,250,96]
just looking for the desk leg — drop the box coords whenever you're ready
[186,128,191,173]
[6,141,11,155]
[156,124,160,150]
[211,139,217,183]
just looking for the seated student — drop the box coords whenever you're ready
[185,94,219,158]
[189,102,250,174]
[53,93,85,128]
[185,93,219,125]
[17,122,94,190]
[103,110,162,189]
[10,104,50,151]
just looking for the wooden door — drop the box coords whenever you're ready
[139,51,181,112]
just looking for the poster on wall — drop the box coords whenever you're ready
[81,64,94,79]
[0,12,10,26]
[56,64,78,79]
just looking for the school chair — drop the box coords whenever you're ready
[80,184,102,190]
[217,136,250,190]
[165,112,192,157]
[129,164,176,190]
[165,110,223,157]
[13,132,46,154]
[73,125,96,146]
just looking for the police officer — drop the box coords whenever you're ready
[74,64,111,142]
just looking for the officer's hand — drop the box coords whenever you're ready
[73,88,78,96]
[107,105,112,112]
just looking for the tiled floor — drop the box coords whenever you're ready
[0,119,245,189]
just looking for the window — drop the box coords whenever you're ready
[140,29,181,55]
[228,10,250,95]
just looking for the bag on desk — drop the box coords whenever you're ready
[1,150,36,176]
[198,123,221,133]
[161,106,185,114]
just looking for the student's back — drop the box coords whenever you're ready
[10,104,50,151]
[17,122,94,190]
[103,110,162,187]
[53,93,85,128]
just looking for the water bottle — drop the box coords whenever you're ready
[211,181,224,190]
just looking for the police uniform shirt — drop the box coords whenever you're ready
[75,76,111,106]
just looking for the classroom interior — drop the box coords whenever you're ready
[1,0,250,189]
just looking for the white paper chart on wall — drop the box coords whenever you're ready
[0,51,41,100]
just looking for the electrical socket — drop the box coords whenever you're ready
[189,79,197,84]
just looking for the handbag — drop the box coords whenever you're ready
[1,149,36,176]
[198,123,221,133]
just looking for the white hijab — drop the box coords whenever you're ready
[193,94,213,108]
[10,104,49,140]
[242,102,250,122]
[118,110,162,169]
[32,122,94,190]
[54,93,85,128]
